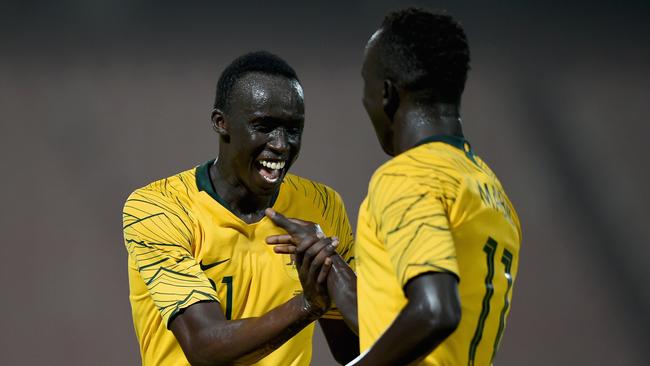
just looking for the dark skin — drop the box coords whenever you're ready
[210,73,304,223]
[169,72,357,365]
[266,28,464,365]
[265,210,359,334]
[264,211,360,362]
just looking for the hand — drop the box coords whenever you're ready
[265,208,337,314]
[265,210,325,251]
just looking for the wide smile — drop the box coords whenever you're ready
[255,159,287,184]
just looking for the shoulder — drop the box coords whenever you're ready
[368,146,464,208]
[282,174,352,244]
[281,173,344,205]
[369,147,431,190]
[279,174,348,225]
[124,167,198,212]
[123,167,199,243]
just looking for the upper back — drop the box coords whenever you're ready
[365,135,521,365]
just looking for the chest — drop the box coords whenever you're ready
[192,208,301,318]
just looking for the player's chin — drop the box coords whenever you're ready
[251,165,286,193]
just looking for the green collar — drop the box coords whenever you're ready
[195,160,233,211]
[414,134,477,164]
[195,159,280,215]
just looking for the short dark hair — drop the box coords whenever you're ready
[214,51,300,111]
[376,8,470,104]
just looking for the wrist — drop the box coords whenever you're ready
[300,294,325,320]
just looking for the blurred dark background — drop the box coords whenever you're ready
[1,0,648,365]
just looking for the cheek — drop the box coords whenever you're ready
[362,86,382,117]
[289,136,301,153]
[235,132,265,159]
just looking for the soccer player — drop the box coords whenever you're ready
[122,51,358,365]
[266,8,522,366]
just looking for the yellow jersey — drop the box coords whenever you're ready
[355,135,521,366]
[122,160,354,366]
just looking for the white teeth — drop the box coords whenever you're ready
[264,175,279,183]
[260,160,285,170]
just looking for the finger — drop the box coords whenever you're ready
[316,226,325,239]
[331,238,339,249]
[295,235,321,255]
[266,234,295,244]
[301,237,331,260]
[300,238,330,274]
[272,245,297,254]
[265,208,300,233]
[287,218,324,238]
[309,244,336,279]
[309,244,334,282]
[317,257,333,284]
[289,218,312,226]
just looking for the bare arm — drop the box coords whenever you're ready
[319,318,360,365]
[266,219,359,333]
[325,253,358,333]
[348,272,460,366]
[170,210,332,366]
[265,209,360,364]
[169,295,322,366]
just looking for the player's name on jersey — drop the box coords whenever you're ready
[475,180,515,224]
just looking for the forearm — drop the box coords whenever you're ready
[173,295,320,365]
[350,301,449,366]
[350,274,460,366]
[319,318,360,364]
[326,254,358,333]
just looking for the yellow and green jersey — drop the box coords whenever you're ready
[355,135,521,366]
[122,160,354,366]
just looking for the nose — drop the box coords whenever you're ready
[268,128,289,154]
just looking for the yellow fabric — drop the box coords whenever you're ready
[123,162,354,366]
[356,139,521,366]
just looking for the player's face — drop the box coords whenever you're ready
[223,73,304,195]
[362,30,394,156]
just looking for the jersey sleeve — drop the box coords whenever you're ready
[317,186,355,320]
[123,188,219,327]
[370,172,459,288]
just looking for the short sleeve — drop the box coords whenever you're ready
[317,187,355,320]
[123,188,219,327]
[371,173,459,288]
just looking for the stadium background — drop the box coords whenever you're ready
[1,1,648,365]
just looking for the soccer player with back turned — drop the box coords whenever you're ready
[266,8,522,366]
[122,52,358,365]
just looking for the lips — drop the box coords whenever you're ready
[255,159,287,184]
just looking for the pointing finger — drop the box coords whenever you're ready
[265,208,300,234]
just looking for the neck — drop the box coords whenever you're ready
[209,158,275,222]
[392,101,463,155]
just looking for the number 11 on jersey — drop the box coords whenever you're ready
[468,238,514,366]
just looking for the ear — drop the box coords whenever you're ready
[211,108,230,142]
[382,79,399,122]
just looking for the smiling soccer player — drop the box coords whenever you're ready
[122,51,358,366]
